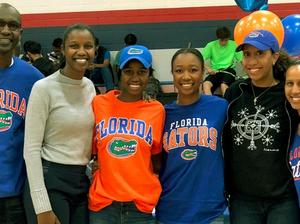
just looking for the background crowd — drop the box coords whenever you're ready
[1,2,300,224]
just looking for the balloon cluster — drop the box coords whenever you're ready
[282,15,300,57]
[234,11,284,47]
[234,0,268,12]
[234,1,300,56]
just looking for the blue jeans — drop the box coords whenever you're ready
[0,195,26,224]
[229,196,300,224]
[92,67,114,92]
[157,216,227,224]
[90,201,157,224]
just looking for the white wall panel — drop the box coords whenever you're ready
[3,0,299,14]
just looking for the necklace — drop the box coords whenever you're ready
[251,80,276,106]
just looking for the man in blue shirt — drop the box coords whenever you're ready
[0,3,43,223]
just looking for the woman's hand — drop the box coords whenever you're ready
[37,211,61,224]
[92,160,99,175]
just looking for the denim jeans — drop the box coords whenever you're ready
[92,67,114,92]
[0,195,26,224]
[229,196,300,224]
[90,201,157,224]
[157,216,226,224]
[23,179,37,224]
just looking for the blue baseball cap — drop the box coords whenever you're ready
[236,30,279,53]
[119,45,152,69]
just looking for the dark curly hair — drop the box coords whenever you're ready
[274,50,296,81]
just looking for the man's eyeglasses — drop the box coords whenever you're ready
[0,20,21,31]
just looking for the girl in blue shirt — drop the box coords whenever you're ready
[285,61,300,208]
[156,48,228,224]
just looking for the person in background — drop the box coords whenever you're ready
[89,44,165,224]
[20,40,34,62]
[202,26,242,96]
[88,37,115,92]
[285,61,300,208]
[143,71,162,100]
[156,48,228,224]
[114,33,138,76]
[26,41,56,77]
[47,37,64,70]
[24,23,96,224]
[0,3,43,224]
[223,30,300,224]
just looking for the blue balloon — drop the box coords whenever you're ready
[282,15,300,56]
[235,0,268,12]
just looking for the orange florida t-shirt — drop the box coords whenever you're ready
[89,90,165,213]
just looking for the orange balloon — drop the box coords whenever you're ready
[234,10,284,47]
[234,15,249,46]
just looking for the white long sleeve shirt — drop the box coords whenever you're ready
[24,71,96,214]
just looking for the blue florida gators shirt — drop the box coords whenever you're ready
[289,133,300,207]
[156,94,228,224]
[0,57,43,197]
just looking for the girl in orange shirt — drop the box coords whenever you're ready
[89,45,165,224]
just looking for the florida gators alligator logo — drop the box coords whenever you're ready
[181,149,197,160]
[0,110,13,132]
[108,138,137,158]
